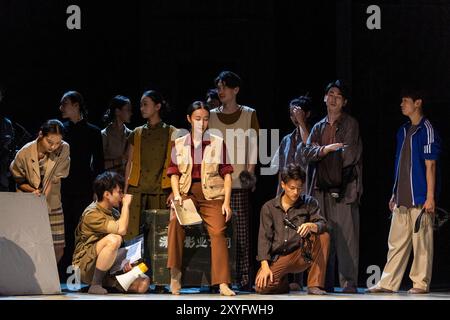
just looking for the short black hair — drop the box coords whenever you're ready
[206,88,219,101]
[280,164,306,184]
[400,88,426,105]
[289,95,312,113]
[187,100,210,117]
[325,80,350,100]
[93,171,124,201]
[214,71,242,89]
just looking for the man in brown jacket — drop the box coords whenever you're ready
[301,80,363,293]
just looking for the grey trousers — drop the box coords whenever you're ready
[314,190,360,289]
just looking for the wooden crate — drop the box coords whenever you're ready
[142,209,236,286]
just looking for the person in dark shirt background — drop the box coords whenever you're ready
[58,90,104,280]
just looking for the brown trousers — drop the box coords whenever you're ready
[256,232,330,294]
[167,182,231,285]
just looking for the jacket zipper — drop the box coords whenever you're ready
[409,125,420,206]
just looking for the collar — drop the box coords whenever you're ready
[274,191,305,210]
[106,123,128,134]
[144,121,164,129]
[289,129,299,139]
[325,113,345,126]
[95,201,113,217]
[67,118,87,127]
[403,116,426,130]
[219,104,242,115]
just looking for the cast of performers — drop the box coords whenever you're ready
[10,119,70,263]
[166,101,236,296]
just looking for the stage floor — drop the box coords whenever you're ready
[1,287,450,300]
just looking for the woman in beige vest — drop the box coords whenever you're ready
[167,101,235,296]
[10,119,70,263]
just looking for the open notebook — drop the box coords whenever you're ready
[171,198,203,226]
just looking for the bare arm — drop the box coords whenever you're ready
[222,173,232,222]
[223,173,232,206]
[117,194,132,236]
[171,174,181,204]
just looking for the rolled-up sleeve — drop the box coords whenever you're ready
[167,143,181,177]
[84,211,119,234]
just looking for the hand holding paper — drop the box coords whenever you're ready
[171,198,202,226]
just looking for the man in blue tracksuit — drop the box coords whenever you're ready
[368,89,441,294]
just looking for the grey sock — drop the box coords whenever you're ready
[88,268,108,294]
[91,268,107,286]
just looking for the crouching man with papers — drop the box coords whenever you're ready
[72,171,150,294]
[166,101,235,296]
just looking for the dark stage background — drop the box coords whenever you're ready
[1,0,449,289]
